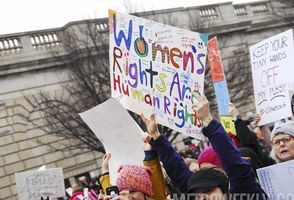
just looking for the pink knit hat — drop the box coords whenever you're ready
[198,146,222,168]
[116,164,152,197]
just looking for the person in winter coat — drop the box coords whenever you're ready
[99,149,167,200]
[141,95,268,200]
[270,121,294,163]
[100,163,154,200]
[229,103,275,167]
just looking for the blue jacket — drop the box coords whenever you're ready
[150,119,267,199]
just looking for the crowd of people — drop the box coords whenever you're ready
[67,95,293,200]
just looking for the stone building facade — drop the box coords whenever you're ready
[0,1,293,199]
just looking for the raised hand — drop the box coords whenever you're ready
[102,153,111,174]
[192,95,213,127]
[229,103,239,118]
[254,114,261,125]
[141,114,160,139]
[142,132,152,151]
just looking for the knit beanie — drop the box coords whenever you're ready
[116,164,152,197]
[187,168,229,193]
[271,121,294,141]
[198,146,222,168]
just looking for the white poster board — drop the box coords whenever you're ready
[109,10,208,139]
[15,168,65,200]
[257,160,294,200]
[250,29,294,125]
[79,98,144,185]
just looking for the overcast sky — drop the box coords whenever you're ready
[0,0,260,35]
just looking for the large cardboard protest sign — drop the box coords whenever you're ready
[109,10,208,139]
[15,168,65,200]
[257,160,294,199]
[250,29,294,125]
[79,98,145,185]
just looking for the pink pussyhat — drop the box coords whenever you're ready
[198,146,222,168]
[116,164,152,197]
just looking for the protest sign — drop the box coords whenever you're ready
[15,168,65,200]
[208,37,231,116]
[208,37,236,135]
[208,37,225,82]
[109,10,208,139]
[220,116,236,135]
[250,29,294,125]
[79,98,145,185]
[257,160,294,200]
[65,188,73,197]
[289,81,294,116]
[214,81,231,116]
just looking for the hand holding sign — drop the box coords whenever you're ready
[141,114,161,140]
[228,103,239,118]
[192,96,212,127]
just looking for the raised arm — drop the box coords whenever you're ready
[255,114,272,151]
[99,153,112,193]
[193,96,267,198]
[141,114,193,192]
[143,134,167,200]
[229,103,255,147]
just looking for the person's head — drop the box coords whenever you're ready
[71,182,83,193]
[116,164,152,200]
[198,146,224,174]
[187,168,228,200]
[270,121,294,162]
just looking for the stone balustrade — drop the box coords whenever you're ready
[199,7,218,20]
[0,0,291,74]
[30,32,60,49]
[0,38,22,54]
[234,6,248,16]
[0,19,109,56]
[250,2,269,13]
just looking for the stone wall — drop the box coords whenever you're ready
[0,94,104,199]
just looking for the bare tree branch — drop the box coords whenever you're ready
[27,20,110,153]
